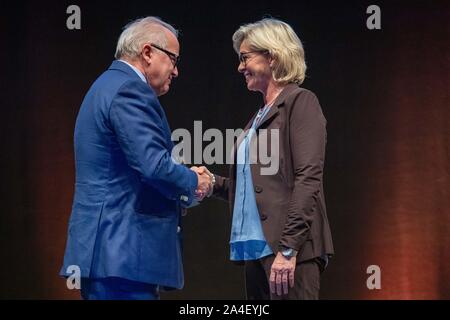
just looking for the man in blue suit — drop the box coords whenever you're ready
[60,16,212,300]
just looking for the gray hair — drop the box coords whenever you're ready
[232,18,306,85]
[114,16,178,59]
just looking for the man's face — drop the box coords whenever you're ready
[143,29,179,96]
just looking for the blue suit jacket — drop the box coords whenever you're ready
[60,60,197,289]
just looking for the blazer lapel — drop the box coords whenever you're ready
[256,104,279,129]
[257,83,299,129]
[230,83,300,175]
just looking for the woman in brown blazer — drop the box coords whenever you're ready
[202,18,334,300]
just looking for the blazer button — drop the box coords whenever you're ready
[254,185,263,193]
[177,226,181,233]
[260,214,268,221]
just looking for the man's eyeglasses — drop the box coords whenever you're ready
[150,43,180,68]
[239,50,269,65]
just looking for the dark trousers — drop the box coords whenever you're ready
[245,255,324,300]
[81,277,159,300]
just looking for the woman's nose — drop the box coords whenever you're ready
[238,62,245,73]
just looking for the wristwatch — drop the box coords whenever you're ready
[280,247,298,258]
[206,173,216,197]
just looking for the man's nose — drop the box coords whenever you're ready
[172,65,179,78]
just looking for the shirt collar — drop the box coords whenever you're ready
[118,59,147,83]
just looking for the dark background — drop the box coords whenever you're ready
[0,0,448,299]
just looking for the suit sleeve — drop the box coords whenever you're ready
[109,79,198,205]
[279,90,327,251]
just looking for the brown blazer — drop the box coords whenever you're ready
[213,83,334,263]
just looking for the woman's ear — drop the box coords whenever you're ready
[268,54,275,68]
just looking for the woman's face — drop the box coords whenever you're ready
[238,41,273,93]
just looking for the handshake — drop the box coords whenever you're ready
[190,166,214,201]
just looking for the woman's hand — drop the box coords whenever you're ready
[269,252,296,296]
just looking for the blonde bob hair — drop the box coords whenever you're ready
[232,18,306,85]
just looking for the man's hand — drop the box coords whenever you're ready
[190,166,213,201]
[269,252,296,296]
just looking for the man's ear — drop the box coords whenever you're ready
[141,44,153,65]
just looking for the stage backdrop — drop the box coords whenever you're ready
[0,0,448,299]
